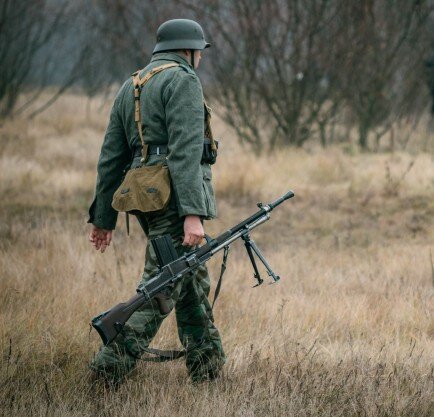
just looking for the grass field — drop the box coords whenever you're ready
[1,94,434,416]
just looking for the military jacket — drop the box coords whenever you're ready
[88,52,217,230]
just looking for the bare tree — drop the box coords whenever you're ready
[338,0,433,149]
[179,0,346,150]
[2,0,431,151]
[179,0,433,151]
[84,0,181,87]
[0,0,71,118]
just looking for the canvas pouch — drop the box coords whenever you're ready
[112,163,171,214]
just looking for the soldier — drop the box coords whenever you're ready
[87,19,225,384]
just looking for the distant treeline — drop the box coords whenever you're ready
[1,0,434,150]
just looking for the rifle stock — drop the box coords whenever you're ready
[91,292,148,345]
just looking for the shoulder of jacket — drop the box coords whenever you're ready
[177,64,196,76]
[113,78,133,106]
[156,63,197,80]
[170,65,201,86]
[161,65,200,94]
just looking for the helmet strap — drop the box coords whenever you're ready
[190,49,195,68]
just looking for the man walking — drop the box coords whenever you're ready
[88,19,225,384]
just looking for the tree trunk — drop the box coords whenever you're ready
[319,121,327,148]
[358,123,370,150]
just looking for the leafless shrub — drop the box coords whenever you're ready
[179,0,345,151]
[180,0,433,151]
[83,0,181,89]
[338,0,434,149]
[2,0,433,150]
[383,159,415,197]
[0,0,71,118]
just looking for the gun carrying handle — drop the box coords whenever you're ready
[204,234,213,244]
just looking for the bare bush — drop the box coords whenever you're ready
[83,0,181,88]
[2,0,432,150]
[338,0,434,149]
[181,0,433,151]
[0,0,70,118]
[179,0,345,150]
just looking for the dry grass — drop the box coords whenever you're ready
[1,93,434,417]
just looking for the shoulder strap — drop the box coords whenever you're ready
[132,62,180,159]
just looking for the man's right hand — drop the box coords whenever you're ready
[183,215,204,247]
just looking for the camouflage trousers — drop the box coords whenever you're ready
[91,206,226,383]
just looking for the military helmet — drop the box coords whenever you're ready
[153,19,211,54]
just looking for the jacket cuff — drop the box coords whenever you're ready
[87,197,118,230]
[177,205,207,218]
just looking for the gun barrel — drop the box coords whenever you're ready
[210,212,270,255]
[268,190,295,210]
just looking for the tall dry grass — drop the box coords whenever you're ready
[1,94,434,416]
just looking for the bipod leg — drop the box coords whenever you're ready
[246,237,280,284]
[242,234,264,287]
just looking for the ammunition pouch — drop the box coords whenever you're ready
[201,138,218,165]
[111,164,171,214]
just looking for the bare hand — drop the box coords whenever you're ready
[183,215,204,247]
[89,225,113,253]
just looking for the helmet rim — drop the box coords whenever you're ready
[153,19,211,54]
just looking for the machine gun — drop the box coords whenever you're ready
[91,190,295,345]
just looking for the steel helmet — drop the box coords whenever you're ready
[153,19,211,54]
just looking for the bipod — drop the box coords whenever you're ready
[241,232,280,287]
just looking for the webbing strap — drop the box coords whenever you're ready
[132,63,180,159]
[140,347,185,362]
[124,344,185,363]
[212,245,230,308]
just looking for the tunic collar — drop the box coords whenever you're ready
[151,52,193,68]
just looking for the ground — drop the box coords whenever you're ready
[1,94,434,416]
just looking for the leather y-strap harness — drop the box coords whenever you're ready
[132,62,180,160]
